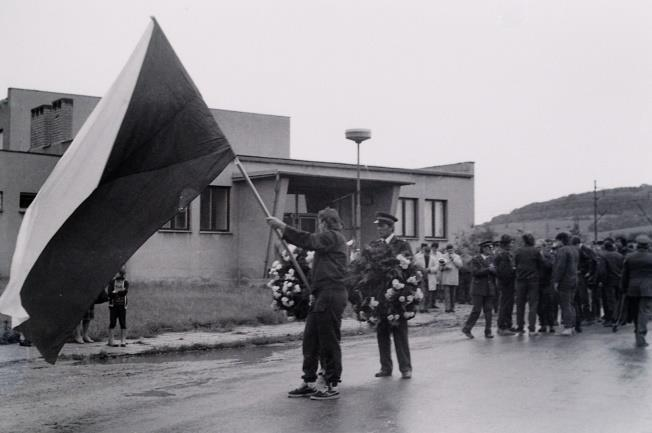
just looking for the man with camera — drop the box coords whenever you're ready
[436,244,463,313]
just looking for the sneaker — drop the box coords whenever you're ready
[310,385,340,400]
[560,328,573,337]
[288,382,317,398]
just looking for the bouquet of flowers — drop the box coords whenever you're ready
[267,244,313,320]
[347,241,423,326]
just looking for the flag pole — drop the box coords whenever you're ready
[234,157,312,293]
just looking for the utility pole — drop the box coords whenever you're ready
[593,180,598,242]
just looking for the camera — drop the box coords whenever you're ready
[438,258,446,265]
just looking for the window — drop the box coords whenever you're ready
[19,192,36,212]
[200,186,230,232]
[425,199,447,238]
[161,206,190,231]
[395,198,417,237]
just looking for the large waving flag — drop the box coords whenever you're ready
[0,18,235,363]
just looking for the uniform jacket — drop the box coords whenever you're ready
[470,254,496,297]
[621,248,652,297]
[435,252,463,286]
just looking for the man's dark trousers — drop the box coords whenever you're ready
[301,289,347,386]
[376,318,411,374]
[463,295,494,334]
[558,286,577,329]
[497,280,515,330]
[516,279,540,331]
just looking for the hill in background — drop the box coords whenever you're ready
[481,184,652,241]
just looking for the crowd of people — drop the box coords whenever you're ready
[265,204,652,401]
[439,232,652,347]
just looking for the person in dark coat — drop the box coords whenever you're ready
[462,240,497,339]
[514,233,543,335]
[601,239,624,327]
[495,234,517,336]
[621,235,652,347]
[536,239,557,333]
[371,212,414,379]
[553,232,580,336]
[266,207,348,400]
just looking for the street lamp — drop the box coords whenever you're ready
[345,128,371,252]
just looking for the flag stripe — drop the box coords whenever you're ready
[0,22,155,326]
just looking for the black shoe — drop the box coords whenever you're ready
[509,327,519,333]
[288,382,318,398]
[485,332,494,339]
[575,326,583,333]
[462,329,474,339]
[515,328,525,335]
[401,370,412,379]
[310,385,340,400]
[374,371,392,377]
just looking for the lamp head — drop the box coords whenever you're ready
[345,128,371,144]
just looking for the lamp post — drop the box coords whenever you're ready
[345,128,371,252]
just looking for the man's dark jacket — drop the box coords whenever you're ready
[282,226,347,293]
[494,250,515,286]
[552,245,579,289]
[514,246,543,281]
[622,248,652,297]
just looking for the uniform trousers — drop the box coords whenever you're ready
[516,279,540,331]
[463,295,494,334]
[376,318,411,374]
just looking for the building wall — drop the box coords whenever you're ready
[0,151,60,276]
[3,88,290,158]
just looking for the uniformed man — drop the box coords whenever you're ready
[462,240,497,339]
[371,211,414,379]
[621,235,652,347]
[495,234,516,336]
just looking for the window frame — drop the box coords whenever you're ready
[199,186,230,233]
[159,206,191,232]
[424,199,447,240]
[396,197,418,238]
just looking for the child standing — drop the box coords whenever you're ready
[108,266,129,347]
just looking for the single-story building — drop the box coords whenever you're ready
[0,88,475,284]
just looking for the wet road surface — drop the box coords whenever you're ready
[1,324,651,433]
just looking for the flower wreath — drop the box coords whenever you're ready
[267,244,314,320]
[347,241,423,326]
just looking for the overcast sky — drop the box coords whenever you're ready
[1,0,651,223]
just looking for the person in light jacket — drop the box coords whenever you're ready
[436,244,463,312]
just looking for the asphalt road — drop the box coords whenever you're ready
[1,324,650,433]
